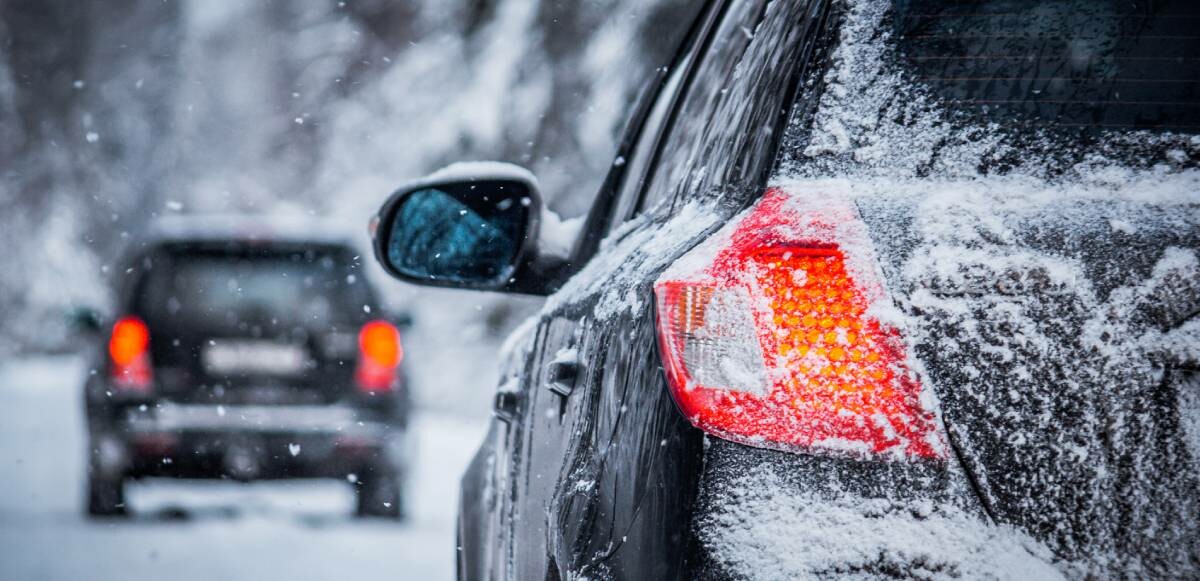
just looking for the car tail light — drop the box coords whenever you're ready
[653,189,945,460]
[109,316,153,391]
[356,320,402,393]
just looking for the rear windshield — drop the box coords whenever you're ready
[896,0,1200,132]
[135,245,371,328]
[774,0,1200,181]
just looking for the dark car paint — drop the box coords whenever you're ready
[456,0,839,579]
[84,231,411,486]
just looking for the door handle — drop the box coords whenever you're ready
[546,348,581,398]
[493,389,522,423]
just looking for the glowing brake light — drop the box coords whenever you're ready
[356,320,402,393]
[109,316,152,391]
[653,189,945,460]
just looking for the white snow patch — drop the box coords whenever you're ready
[539,207,584,260]
[700,466,1065,580]
[1108,218,1136,235]
[545,201,722,320]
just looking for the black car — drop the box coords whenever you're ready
[81,217,412,519]
[374,0,1198,578]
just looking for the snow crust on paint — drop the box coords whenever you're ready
[707,0,1200,576]
[873,178,1200,577]
[1179,362,1200,466]
[543,201,722,320]
[550,346,579,367]
[698,464,1065,580]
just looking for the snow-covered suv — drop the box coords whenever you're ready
[374,0,1199,578]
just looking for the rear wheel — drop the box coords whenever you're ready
[86,475,127,518]
[354,469,404,519]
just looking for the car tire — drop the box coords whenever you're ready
[354,469,404,520]
[86,475,127,518]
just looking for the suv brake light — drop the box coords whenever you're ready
[109,316,152,391]
[653,189,945,460]
[356,320,402,393]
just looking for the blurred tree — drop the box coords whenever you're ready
[0,0,181,353]
[0,0,700,366]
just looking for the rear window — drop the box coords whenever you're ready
[896,0,1200,132]
[136,245,371,328]
[773,0,1200,182]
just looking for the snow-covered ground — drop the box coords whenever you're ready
[0,355,486,581]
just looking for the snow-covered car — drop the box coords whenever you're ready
[373,0,1199,578]
[80,217,413,519]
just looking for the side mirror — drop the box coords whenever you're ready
[68,306,105,335]
[371,163,566,295]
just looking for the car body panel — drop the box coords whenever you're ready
[854,179,1200,575]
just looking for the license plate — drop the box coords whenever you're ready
[202,340,308,376]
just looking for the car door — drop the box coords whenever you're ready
[498,12,713,578]
[505,0,838,578]
[459,6,710,580]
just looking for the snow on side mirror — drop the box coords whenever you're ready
[371,162,573,295]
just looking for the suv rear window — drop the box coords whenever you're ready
[896,0,1200,132]
[136,245,370,328]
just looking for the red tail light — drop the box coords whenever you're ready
[653,189,945,460]
[356,320,402,393]
[109,316,152,391]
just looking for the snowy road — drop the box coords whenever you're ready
[0,356,486,581]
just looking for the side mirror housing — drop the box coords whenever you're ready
[371,162,568,295]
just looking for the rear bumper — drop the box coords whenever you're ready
[92,404,409,481]
[124,403,391,436]
[689,440,1062,580]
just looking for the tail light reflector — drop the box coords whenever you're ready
[653,189,945,460]
[109,316,152,391]
[356,320,402,393]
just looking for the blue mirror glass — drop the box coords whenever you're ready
[384,181,531,285]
